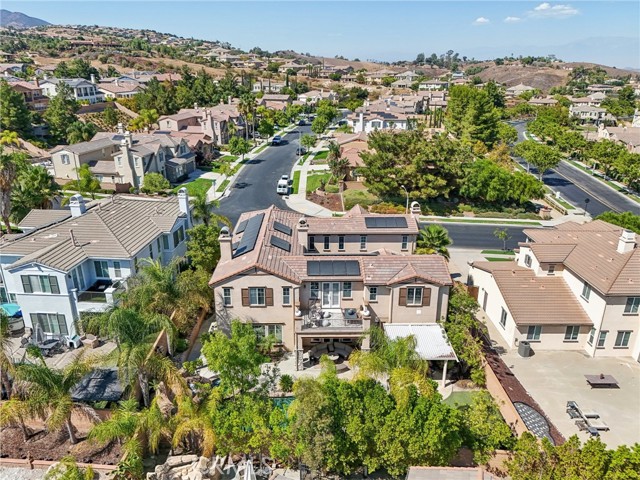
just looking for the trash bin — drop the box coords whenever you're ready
[518,340,531,357]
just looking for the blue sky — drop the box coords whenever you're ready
[4,1,640,68]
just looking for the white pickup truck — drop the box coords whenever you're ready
[276,175,290,195]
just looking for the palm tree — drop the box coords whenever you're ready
[417,224,452,260]
[0,314,14,397]
[0,130,20,147]
[7,349,100,444]
[11,166,60,223]
[43,456,95,480]
[129,109,159,132]
[190,192,230,228]
[238,94,255,141]
[171,392,219,456]
[89,398,172,458]
[327,141,349,180]
[0,148,27,234]
[66,121,97,144]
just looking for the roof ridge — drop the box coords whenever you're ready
[94,208,133,256]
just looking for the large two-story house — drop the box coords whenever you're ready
[209,205,453,370]
[50,128,196,192]
[40,78,104,104]
[0,191,193,341]
[469,221,640,361]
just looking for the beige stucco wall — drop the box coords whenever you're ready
[306,233,416,254]
[53,146,119,180]
[599,296,640,358]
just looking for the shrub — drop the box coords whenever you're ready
[325,184,339,194]
[370,202,405,214]
[279,374,294,393]
[183,358,203,376]
[175,338,189,353]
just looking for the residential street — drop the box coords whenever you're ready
[512,121,640,216]
[424,223,533,250]
[218,125,311,225]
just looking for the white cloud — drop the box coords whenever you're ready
[504,16,521,23]
[473,17,490,25]
[528,3,579,18]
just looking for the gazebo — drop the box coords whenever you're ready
[384,323,458,388]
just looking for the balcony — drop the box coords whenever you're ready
[77,280,126,312]
[298,307,365,332]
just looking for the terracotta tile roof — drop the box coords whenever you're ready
[523,221,640,296]
[18,209,70,230]
[472,261,592,326]
[528,243,576,263]
[210,206,449,287]
[307,213,419,235]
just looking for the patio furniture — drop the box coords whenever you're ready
[81,334,100,349]
[582,410,600,419]
[585,374,619,388]
[567,409,582,419]
[587,418,610,431]
[575,420,588,431]
[38,338,60,357]
[587,426,600,437]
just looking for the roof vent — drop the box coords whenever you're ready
[220,226,230,237]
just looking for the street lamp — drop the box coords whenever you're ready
[584,198,590,216]
[400,184,409,214]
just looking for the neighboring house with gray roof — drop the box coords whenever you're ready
[469,221,640,360]
[40,77,104,104]
[0,191,193,341]
[50,127,196,192]
[209,205,453,370]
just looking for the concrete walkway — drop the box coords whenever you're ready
[284,143,334,217]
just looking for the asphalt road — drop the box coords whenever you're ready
[512,121,640,216]
[421,222,536,250]
[218,125,311,225]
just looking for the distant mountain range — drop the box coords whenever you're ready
[0,10,51,29]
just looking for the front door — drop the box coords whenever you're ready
[321,282,340,308]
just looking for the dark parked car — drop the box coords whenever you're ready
[296,147,307,155]
[298,119,306,126]
[272,135,282,145]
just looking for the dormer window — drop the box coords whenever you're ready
[547,264,556,275]
[524,254,532,268]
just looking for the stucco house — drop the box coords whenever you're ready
[209,205,453,370]
[505,83,535,97]
[0,191,192,341]
[597,124,640,154]
[40,77,104,104]
[468,221,640,361]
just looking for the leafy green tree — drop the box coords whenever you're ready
[514,140,562,180]
[483,81,506,108]
[129,108,159,132]
[172,392,219,456]
[0,79,31,136]
[588,140,626,178]
[186,223,222,272]
[615,152,640,191]
[43,456,95,480]
[102,105,119,128]
[0,148,28,233]
[66,121,97,144]
[44,82,79,143]
[462,391,515,463]
[497,122,518,145]
[445,85,501,148]
[300,134,317,151]
[311,115,330,135]
[257,118,275,139]
[11,165,59,223]
[494,227,512,251]
[140,172,170,194]
[0,315,15,399]
[62,164,101,199]
[201,320,268,397]
[381,76,396,87]
[417,224,452,259]
[228,136,251,162]
[595,211,640,233]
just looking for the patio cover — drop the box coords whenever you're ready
[383,323,458,361]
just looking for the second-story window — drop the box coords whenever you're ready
[323,236,330,250]
[547,264,556,275]
[249,287,266,306]
[71,267,85,291]
[360,235,367,251]
[624,297,640,314]
[21,275,60,294]
[282,287,291,306]
[338,236,345,250]
[310,282,319,300]
[368,286,378,302]
[94,261,109,278]
[162,234,170,250]
[149,242,154,259]
[61,154,70,165]
[223,288,232,307]
[342,282,352,299]
[308,236,315,251]
[581,282,592,301]
[407,287,423,306]
[113,261,122,278]
[524,255,532,267]
[401,235,408,250]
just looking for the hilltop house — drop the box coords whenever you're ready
[468,221,640,361]
[50,128,196,192]
[209,206,453,370]
[40,77,104,104]
[505,83,535,97]
[569,105,611,123]
[7,80,49,111]
[0,192,192,341]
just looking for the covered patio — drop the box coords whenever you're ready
[384,323,458,388]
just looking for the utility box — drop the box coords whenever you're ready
[518,340,531,357]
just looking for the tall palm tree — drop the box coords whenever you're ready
[0,148,27,234]
[7,349,100,444]
[238,95,255,141]
[129,109,159,132]
[190,192,230,228]
[171,392,219,456]
[327,143,349,181]
[11,166,60,223]
[417,224,452,260]
[66,121,98,144]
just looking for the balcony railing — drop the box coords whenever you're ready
[77,280,126,304]
[77,290,108,303]
[300,308,364,330]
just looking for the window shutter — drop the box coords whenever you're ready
[398,287,407,306]
[21,276,33,293]
[241,289,249,306]
[266,288,274,306]
[49,276,60,294]
[422,288,431,307]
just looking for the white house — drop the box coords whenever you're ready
[40,77,104,104]
[469,221,640,361]
[0,192,193,341]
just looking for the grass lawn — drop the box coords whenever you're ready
[306,173,332,194]
[172,178,213,197]
[343,189,380,210]
[216,179,230,193]
[313,150,329,160]
[481,250,515,255]
[432,218,542,226]
[292,171,301,194]
[443,391,477,407]
[219,155,238,162]
[485,257,516,262]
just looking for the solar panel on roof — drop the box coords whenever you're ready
[235,219,248,234]
[273,221,292,236]
[270,235,291,252]
[307,260,361,276]
[233,213,264,258]
[364,216,408,228]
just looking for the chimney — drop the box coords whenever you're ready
[177,187,192,228]
[69,229,78,247]
[117,122,124,134]
[228,95,232,104]
[194,102,199,110]
[219,226,233,262]
[297,216,309,250]
[90,73,96,84]
[69,194,86,217]
[115,79,120,87]
[34,77,39,87]
[617,229,636,254]
[124,130,132,147]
